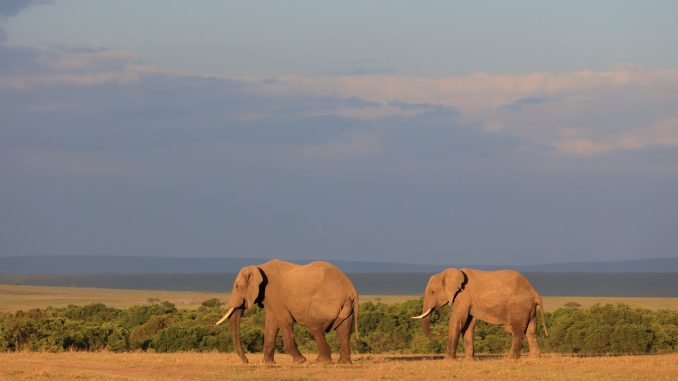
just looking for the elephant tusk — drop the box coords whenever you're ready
[412,308,433,320]
[216,307,235,326]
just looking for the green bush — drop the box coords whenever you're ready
[107,326,130,352]
[120,302,177,328]
[0,300,676,355]
[152,323,208,352]
[129,315,172,350]
[543,303,678,354]
[63,303,120,323]
[474,322,511,353]
[200,298,223,309]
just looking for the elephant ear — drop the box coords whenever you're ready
[244,266,264,308]
[442,268,467,303]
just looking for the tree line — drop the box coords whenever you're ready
[1,299,676,355]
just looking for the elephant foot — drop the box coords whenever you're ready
[263,357,276,365]
[337,357,352,365]
[464,355,476,361]
[314,356,333,364]
[238,356,249,364]
[292,356,307,364]
[444,355,458,361]
[508,353,521,360]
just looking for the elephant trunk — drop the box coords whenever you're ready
[421,312,444,341]
[229,308,248,364]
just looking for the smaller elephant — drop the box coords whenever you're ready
[413,268,548,359]
[215,259,360,364]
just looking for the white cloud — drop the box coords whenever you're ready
[553,118,678,156]
[3,42,677,159]
[246,68,678,157]
[0,45,187,90]
[250,68,678,120]
[46,49,140,71]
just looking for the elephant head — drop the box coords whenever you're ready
[412,268,467,340]
[215,266,265,363]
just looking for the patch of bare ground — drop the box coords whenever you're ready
[1,352,676,381]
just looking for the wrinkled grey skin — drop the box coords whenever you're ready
[414,268,548,359]
[216,259,359,364]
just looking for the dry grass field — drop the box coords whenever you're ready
[0,284,226,313]
[0,284,417,313]
[2,284,678,313]
[2,285,677,380]
[537,296,678,311]
[1,352,676,381]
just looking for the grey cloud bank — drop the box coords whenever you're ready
[7,1,678,77]
[0,0,50,18]
[1,3,677,266]
[2,66,677,265]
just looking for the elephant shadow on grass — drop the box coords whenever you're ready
[382,353,505,362]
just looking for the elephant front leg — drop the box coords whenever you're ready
[280,323,306,364]
[446,319,462,360]
[462,316,477,360]
[263,313,279,364]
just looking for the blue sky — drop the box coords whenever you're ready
[1,1,677,265]
[7,0,678,76]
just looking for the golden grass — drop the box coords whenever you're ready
[540,296,678,311]
[0,284,418,313]
[1,352,676,381]
[2,284,678,313]
[367,296,678,311]
[0,284,226,313]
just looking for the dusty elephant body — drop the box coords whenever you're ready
[216,259,359,364]
[413,268,548,359]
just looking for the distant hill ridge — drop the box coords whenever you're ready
[1,255,677,274]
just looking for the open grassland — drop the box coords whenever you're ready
[0,284,415,313]
[1,352,677,381]
[0,284,225,313]
[538,296,678,311]
[2,284,678,313]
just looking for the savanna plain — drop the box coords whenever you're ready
[3,284,678,313]
[2,284,677,381]
[3,352,677,381]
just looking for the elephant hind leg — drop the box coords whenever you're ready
[526,316,541,358]
[309,326,332,364]
[509,332,524,359]
[335,312,353,364]
[509,320,528,359]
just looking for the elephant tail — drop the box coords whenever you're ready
[537,295,549,337]
[352,291,360,344]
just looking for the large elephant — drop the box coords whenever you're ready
[215,259,360,364]
[412,268,548,359]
